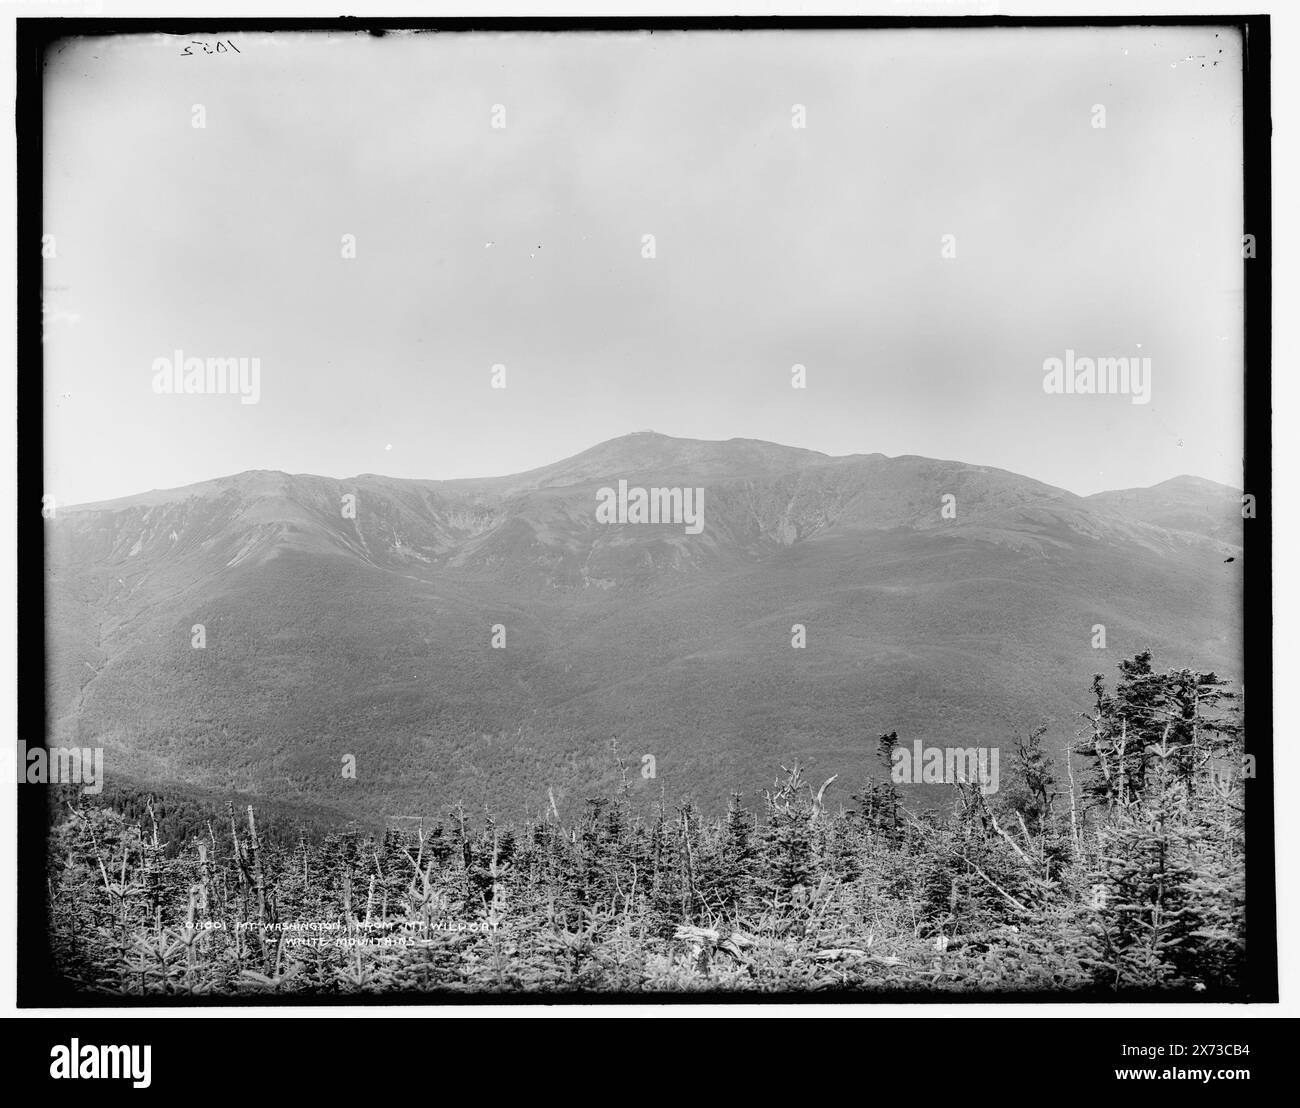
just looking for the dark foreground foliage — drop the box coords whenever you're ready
[45,653,1248,997]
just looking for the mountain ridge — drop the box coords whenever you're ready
[62,431,1239,513]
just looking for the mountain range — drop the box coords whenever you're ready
[44,432,1244,822]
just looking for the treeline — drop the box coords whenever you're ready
[45,777,356,852]
[44,652,1248,996]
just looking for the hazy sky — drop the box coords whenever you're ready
[42,26,1245,505]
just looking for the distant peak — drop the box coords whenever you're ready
[1154,474,1240,492]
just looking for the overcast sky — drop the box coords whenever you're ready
[42,26,1244,505]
